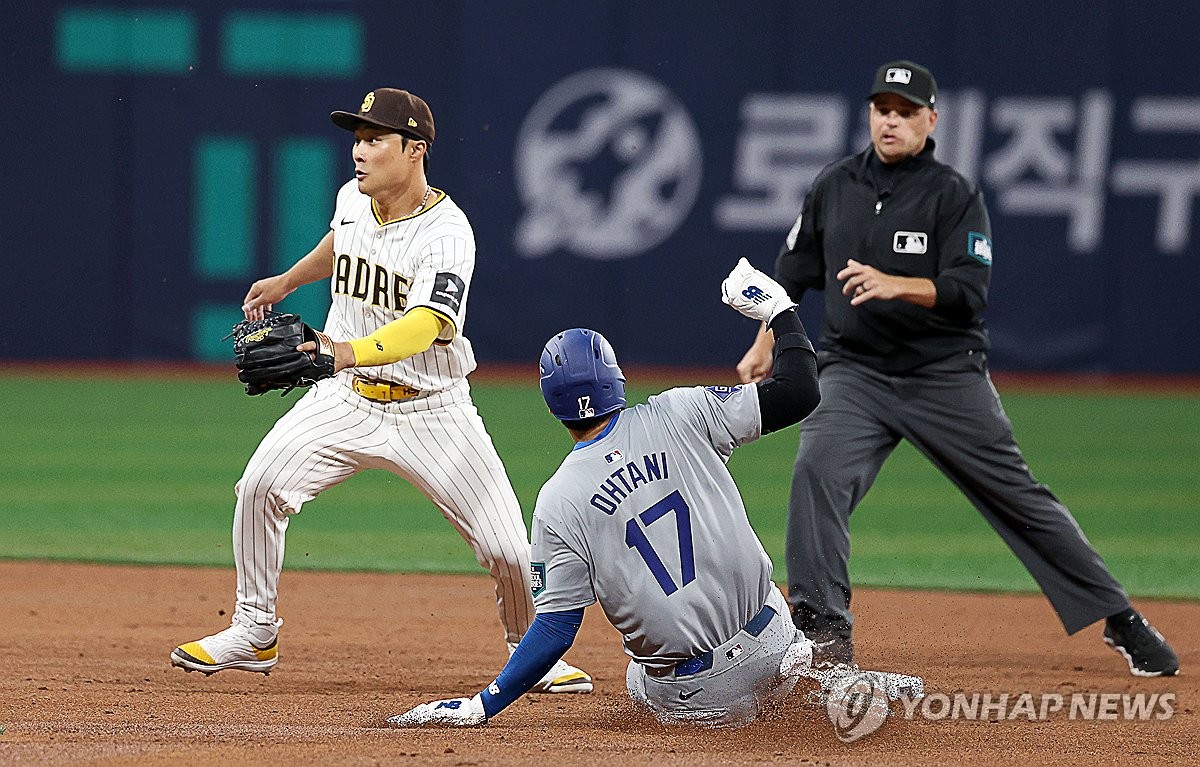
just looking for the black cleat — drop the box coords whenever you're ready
[1104,611,1179,677]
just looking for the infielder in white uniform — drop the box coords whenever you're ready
[388,261,923,730]
[171,88,591,694]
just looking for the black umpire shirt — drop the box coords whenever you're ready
[775,138,993,374]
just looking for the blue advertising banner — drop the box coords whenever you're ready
[2,1,1197,372]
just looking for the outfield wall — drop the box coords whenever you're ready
[3,1,1197,372]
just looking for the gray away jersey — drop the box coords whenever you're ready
[530,384,775,669]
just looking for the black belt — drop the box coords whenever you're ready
[673,604,776,677]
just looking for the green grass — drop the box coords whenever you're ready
[1,374,1197,598]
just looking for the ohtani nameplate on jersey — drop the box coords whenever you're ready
[893,231,928,254]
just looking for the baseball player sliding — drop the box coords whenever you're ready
[170,87,591,694]
[389,260,923,729]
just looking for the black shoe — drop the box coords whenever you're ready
[811,634,856,667]
[791,604,856,665]
[1103,611,1179,677]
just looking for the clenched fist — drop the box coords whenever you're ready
[721,258,796,324]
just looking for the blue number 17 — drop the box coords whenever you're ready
[624,490,695,596]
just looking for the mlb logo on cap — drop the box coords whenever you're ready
[869,59,938,109]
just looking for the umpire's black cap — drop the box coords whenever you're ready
[868,60,937,109]
[331,88,436,144]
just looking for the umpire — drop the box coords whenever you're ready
[737,60,1179,677]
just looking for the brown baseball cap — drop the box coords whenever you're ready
[868,60,937,109]
[330,88,435,143]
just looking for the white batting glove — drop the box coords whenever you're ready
[721,258,796,323]
[385,694,487,727]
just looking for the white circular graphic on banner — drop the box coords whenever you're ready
[514,68,702,260]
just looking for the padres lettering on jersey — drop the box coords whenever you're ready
[332,255,412,311]
[326,180,477,392]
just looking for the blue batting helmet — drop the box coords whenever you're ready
[539,328,626,421]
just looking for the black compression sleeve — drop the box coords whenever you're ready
[756,310,820,434]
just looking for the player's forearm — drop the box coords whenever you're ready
[346,307,445,367]
[477,609,583,720]
[242,233,337,318]
[756,310,820,433]
[281,231,337,290]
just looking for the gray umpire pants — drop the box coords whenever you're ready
[786,351,1130,638]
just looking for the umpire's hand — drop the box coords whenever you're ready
[838,259,937,308]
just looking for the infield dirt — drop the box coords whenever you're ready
[1,561,1194,766]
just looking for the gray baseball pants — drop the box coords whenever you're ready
[626,588,809,728]
[785,351,1130,638]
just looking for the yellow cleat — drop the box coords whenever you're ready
[171,615,281,675]
[530,659,594,694]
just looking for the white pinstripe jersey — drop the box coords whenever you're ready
[324,180,476,393]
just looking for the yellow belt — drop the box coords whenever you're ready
[352,377,422,402]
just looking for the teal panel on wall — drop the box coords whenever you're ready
[192,303,243,362]
[57,8,197,73]
[221,12,363,77]
[273,137,337,321]
[193,136,256,280]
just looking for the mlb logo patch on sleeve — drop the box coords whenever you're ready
[705,385,741,402]
[968,232,993,265]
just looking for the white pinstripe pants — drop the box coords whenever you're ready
[232,376,535,644]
